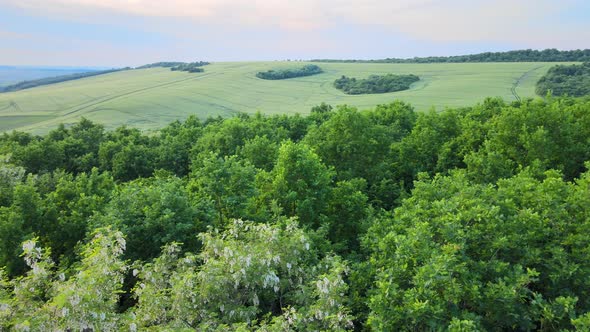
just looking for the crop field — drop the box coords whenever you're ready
[0,61,573,133]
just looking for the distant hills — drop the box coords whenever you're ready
[0,66,105,87]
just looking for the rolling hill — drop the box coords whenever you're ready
[0,66,103,88]
[0,61,573,133]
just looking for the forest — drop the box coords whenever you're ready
[312,48,590,63]
[333,74,420,94]
[536,62,590,97]
[256,64,323,80]
[0,68,129,93]
[1,96,590,330]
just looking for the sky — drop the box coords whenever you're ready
[0,0,589,67]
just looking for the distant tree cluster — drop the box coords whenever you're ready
[135,62,186,69]
[256,64,323,80]
[312,48,590,63]
[334,74,419,94]
[0,68,129,93]
[536,62,590,97]
[135,61,210,73]
[170,61,210,73]
[2,96,590,330]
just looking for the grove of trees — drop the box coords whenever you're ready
[536,62,590,97]
[333,74,419,94]
[171,62,210,73]
[136,61,210,73]
[256,65,323,80]
[1,95,590,330]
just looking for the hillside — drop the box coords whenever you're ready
[0,66,102,87]
[0,61,572,133]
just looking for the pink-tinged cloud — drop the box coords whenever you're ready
[0,0,588,52]
[3,0,330,31]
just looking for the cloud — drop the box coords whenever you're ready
[0,29,33,39]
[1,0,588,49]
[3,0,330,31]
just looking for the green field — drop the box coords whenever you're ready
[0,61,572,133]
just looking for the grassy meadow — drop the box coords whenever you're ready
[0,61,572,133]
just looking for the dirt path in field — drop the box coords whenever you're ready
[511,65,544,102]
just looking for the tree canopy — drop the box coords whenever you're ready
[536,62,590,97]
[1,96,590,330]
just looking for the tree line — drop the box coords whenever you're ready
[1,96,590,330]
[256,64,323,80]
[334,74,419,94]
[0,68,129,93]
[170,61,210,73]
[311,48,590,63]
[135,62,186,69]
[536,62,590,97]
[136,61,210,73]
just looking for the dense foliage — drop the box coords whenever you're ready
[334,74,419,94]
[136,61,210,73]
[312,48,590,63]
[536,62,590,97]
[170,61,210,73]
[1,96,590,330]
[0,68,129,93]
[256,64,323,80]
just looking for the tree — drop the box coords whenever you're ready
[366,168,590,330]
[132,219,353,330]
[92,174,203,262]
[189,152,258,226]
[265,141,333,228]
[157,116,203,177]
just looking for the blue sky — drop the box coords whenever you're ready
[0,0,588,66]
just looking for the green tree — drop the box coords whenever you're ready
[132,219,353,330]
[92,174,203,262]
[265,141,333,228]
[189,152,258,226]
[366,168,590,331]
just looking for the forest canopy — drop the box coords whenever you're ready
[256,64,323,80]
[535,62,590,97]
[334,74,419,94]
[1,96,590,330]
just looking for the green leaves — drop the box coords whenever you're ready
[366,169,590,330]
[93,174,204,262]
[267,141,333,228]
[130,219,352,330]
